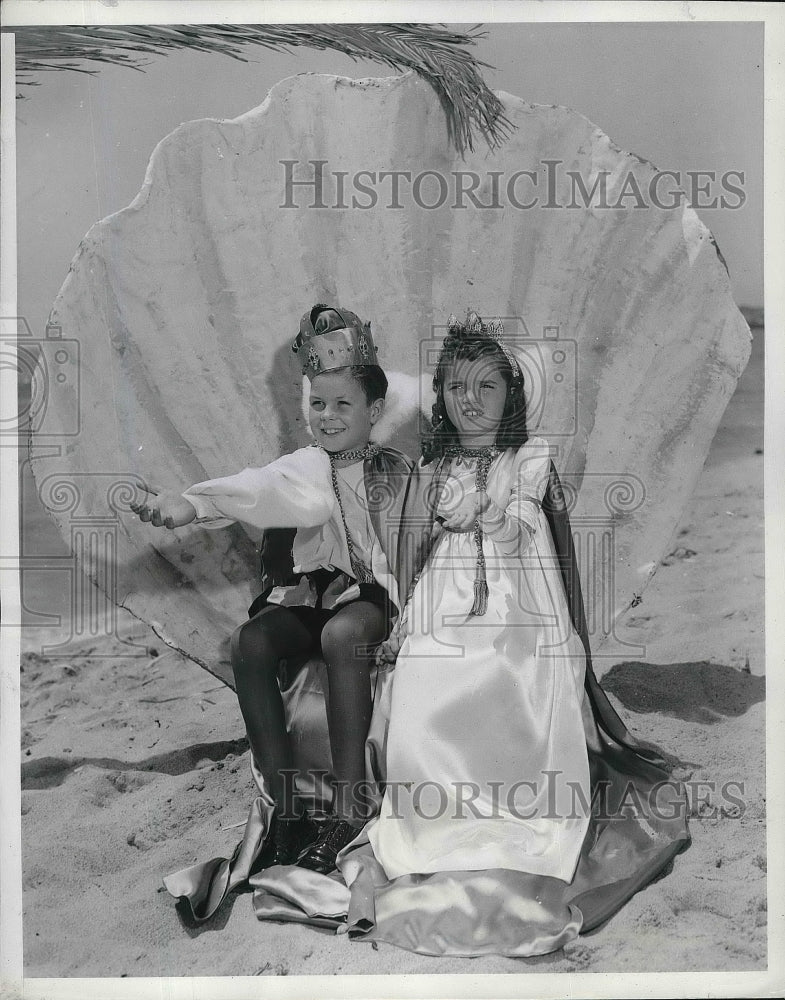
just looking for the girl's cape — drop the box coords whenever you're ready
[164,458,690,956]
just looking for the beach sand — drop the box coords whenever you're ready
[18,323,765,977]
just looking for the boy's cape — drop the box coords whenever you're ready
[164,450,689,951]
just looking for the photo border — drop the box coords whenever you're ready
[1,2,782,998]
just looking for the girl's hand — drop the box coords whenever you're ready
[130,489,196,529]
[440,491,490,532]
[375,629,404,668]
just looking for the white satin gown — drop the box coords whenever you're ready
[367,437,591,882]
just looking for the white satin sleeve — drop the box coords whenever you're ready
[181,447,335,530]
[478,438,551,553]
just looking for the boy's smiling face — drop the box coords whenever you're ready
[308,369,383,453]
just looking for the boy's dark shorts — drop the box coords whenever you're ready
[246,582,395,652]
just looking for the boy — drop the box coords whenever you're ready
[133,304,411,873]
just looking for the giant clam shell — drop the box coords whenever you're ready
[32,73,750,683]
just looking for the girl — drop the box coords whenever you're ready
[329,311,690,957]
[132,304,412,886]
[369,310,591,879]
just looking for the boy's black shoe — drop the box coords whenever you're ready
[250,813,320,875]
[270,813,320,867]
[296,817,361,874]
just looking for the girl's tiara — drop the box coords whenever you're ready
[445,309,522,382]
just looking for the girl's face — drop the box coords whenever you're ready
[443,356,508,447]
[308,370,383,453]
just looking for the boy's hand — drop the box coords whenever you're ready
[439,491,489,532]
[130,489,196,529]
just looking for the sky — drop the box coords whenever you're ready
[12,19,763,344]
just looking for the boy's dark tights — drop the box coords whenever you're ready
[230,601,386,824]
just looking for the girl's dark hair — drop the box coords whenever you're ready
[346,364,388,404]
[422,329,528,463]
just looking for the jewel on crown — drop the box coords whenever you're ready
[307,346,322,373]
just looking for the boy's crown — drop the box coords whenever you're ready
[292,303,378,379]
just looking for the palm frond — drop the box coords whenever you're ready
[9,23,514,153]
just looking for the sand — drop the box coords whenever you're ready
[18,323,765,978]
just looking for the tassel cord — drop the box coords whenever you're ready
[444,446,497,617]
[469,450,493,616]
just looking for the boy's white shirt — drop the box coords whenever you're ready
[182,445,400,611]
[180,368,428,612]
[183,445,334,530]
